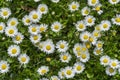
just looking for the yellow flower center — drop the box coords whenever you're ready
[26,19,30,23]
[63,55,68,60]
[96,50,101,54]
[46,45,51,50]
[95,26,100,31]
[76,46,81,51]
[32,14,38,19]
[79,24,84,29]
[82,47,87,52]
[8,29,14,34]
[98,43,102,48]
[77,52,81,56]
[103,58,108,63]
[109,68,114,73]
[83,35,89,40]
[46,57,51,62]
[21,57,26,62]
[81,54,87,59]
[54,25,59,30]
[66,70,72,75]
[85,43,91,49]
[40,27,45,32]
[72,4,77,9]
[0,26,3,30]
[40,7,45,12]
[3,11,8,16]
[32,27,37,32]
[11,48,17,54]
[1,64,7,70]
[103,24,108,28]
[91,0,97,4]
[95,6,100,11]
[89,37,93,42]
[33,35,38,40]
[16,35,21,41]
[112,62,117,67]
[112,0,117,2]
[88,18,93,23]
[41,69,47,74]
[94,32,99,37]
[84,10,89,14]
[10,21,16,26]
[115,18,120,22]
[60,44,65,49]
[76,66,82,71]
[61,72,65,76]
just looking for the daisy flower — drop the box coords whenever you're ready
[100,55,110,66]
[37,4,48,14]
[60,52,71,63]
[51,0,60,3]
[84,15,96,27]
[28,24,39,35]
[80,31,91,42]
[51,76,60,80]
[80,52,90,63]
[7,17,19,27]
[42,39,55,54]
[69,1,79,12]
[108,0,120,4]
[75,20,86,31]
[93,47,103,55]
[0,22,6,33]
[106,67,116,76]
[89,36,97,45]
[38,41,44,51]
[95,41,104,49]
[5,26,18,37]
[58,68,65,79]
[51,21,62,32]
[73,43,82,54]
[84,42,91,49]
[64,66,75,79]
[81,44,88,52]
[100,20,111,31]
[111,14,120,26]
[18,54,30,64]
[0,8,11,19]
[39,24,48,33]
[93,3,103,15]
[12,32,24,44]
[88,0,99,6]
[73,62,85,74]
[22,15,32,26]
[94,25,102,31]
[0,61,10,73]
[7,45,20,57]
[37,66,49,75]
[56,40,68,52]
[92,30,101,38]
[81,6,90,16]
[30,34,42,43]
[109,59,119,69]
[29,10,41,23]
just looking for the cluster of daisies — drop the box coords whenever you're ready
[0,7,30,73]
[100,55,120,76]
[0,0,120,79]
[37,62,85,79]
